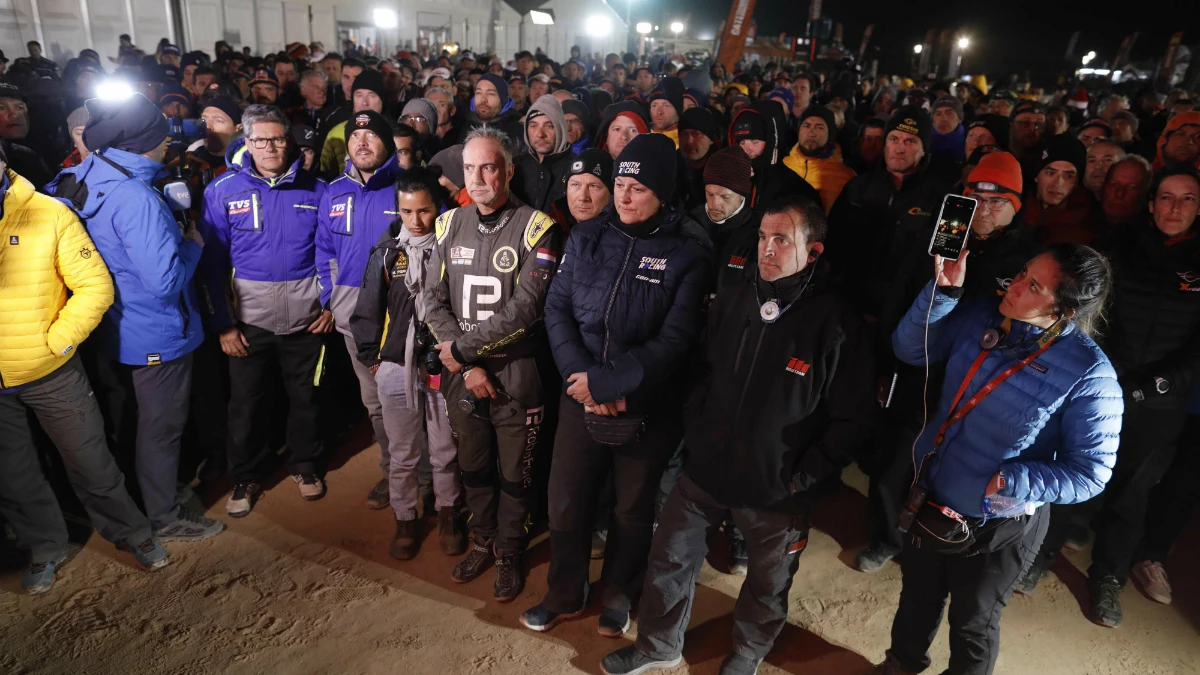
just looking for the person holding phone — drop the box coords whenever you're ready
[874,244,1122,675]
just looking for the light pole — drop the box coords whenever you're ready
[955,36,969,76]
[670,21,684,53]
[625,0,635,54]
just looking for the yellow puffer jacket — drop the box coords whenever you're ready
[0,170,113,387]
[782,142,857,214]
[319,120,348,176]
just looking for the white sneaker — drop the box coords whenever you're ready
[1132,560,1172,604]
[293,473,326,501]
[225,482,262,518]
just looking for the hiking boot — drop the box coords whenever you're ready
[22,553,68,595]
[119,537,169,571]
[718,653,762,675]
[597,607,630,637]
[855,545,897,574]
[1090,575,1124,627]
[154,508,225,542]
[225,482,262,518]
[389,518,421,560]
[365,479,390,510]
[591,529,608,559]
[451,535,495,583]
[1015,563,1050,595]
[729,534,748,576]
[293,473,326,501]
[601,645,681,675]
[437,507,466,556]
[1132,560,1172,604]
[493,548,525,602]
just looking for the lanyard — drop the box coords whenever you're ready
[933,320,1063,447]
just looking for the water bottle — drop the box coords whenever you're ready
[984,495,1036,518]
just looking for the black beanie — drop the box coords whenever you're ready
[614,134,677,203]
[679,107,718,140]
[201,97,242,127]
[884,105,933,151]
[648,77,684,116]
[798,105,837,137]
[347,110,397,158]
[732,111,768,143]
[478,73,510,109]
[1038,134,1086,178]
[566,148,614,189]
[351,69,387,105]
[967,114,1010,152]
[83,93,170,155]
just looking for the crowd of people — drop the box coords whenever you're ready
[1,32,1199,675]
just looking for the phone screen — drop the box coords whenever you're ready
[927,194,978,260]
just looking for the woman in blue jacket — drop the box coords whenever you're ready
[876,243,1122,675]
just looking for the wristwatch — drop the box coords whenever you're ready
[1154,376,1171,395]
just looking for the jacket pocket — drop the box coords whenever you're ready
[327,193,355,236]
[227,190,263,232]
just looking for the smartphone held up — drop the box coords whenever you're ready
[927,194,979,260]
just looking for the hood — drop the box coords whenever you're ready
[1154,111,1200,169]
[47,148,164,220]
[728,102,783,168]
[595,101,649,152]
[524,95,571,156]
[469,95,516,119]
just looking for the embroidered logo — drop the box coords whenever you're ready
[728,255,746,270]
[1178,271,1200,291]
[617,161,641,175]
[536,248,557,266]
[785,358,811,376]
[147,354,162,366]
[450,246,476,266]
[328,202,347,218]
[8,236,17,245]
[638,256,667,271]
[492,246,518,273]
[228,199,252,215]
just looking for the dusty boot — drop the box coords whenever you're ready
[451,535,495,583]
[365,479,390,510]
[389,518,421,560]
[438,507,467,556]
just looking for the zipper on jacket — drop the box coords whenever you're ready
[251,192,261,231]
[345,195,354,234]
[602,233,638,362]
[731,319,751,373]
[731,324,768,425]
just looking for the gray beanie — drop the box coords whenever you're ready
[67,106,89,132]
[401,98,439,129]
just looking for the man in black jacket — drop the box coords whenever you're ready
[457,73,525,152]
[729,101,821,213]
[690,146,760,291]
[601,195,875,675]
[512,96,572,211]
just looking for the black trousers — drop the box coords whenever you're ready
[864,419,921,555]
[888,506,1048,675]
[1139,414,1200,562]
[543,395,680,614]
[226,324,325,482]
[1088,402,1186,583]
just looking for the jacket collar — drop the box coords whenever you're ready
[341,151,402,189]
[94,147,165,184]
[226,137,304,187]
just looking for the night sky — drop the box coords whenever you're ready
[631,0,1193,80]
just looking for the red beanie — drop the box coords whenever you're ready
[964,151,1023,212]
[703,146,754,198]
[614,110,649,134]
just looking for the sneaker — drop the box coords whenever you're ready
[855,546,896,574]
[601,645,682,675]
[437,507,467,556]
[22,553,68,595]
[729,535,748,576]
[293,473,326,501]
[225,482,262,518]
[597,607,630,637]
[366,479,390,510]
[154,508,226,542]
[520,601,586,632]
[389,518,421,560]
[591,529,608,559]
[718,653,762,675]
[119,537,170,571]
[1015,564,1050,595]
[451,535,495,583]
[872,654,918,675]
[1063,523,1091,551]
[1090,575,1124,627]
[494,548,525,602]
[1132,560,1172,604]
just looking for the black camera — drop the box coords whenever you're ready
[414,327,442,375]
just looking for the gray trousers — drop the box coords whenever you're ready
[0,358,152,562]
[121,352,193,527]
[343,333,389,474]
[635,473,807,663]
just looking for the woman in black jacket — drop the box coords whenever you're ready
[520,134,713,636]
[349,169,466,561]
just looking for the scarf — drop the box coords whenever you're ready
[396,226,437,409]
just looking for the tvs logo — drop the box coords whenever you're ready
[727,255,746,270]
[1179,271,1200,291]
[785,357,811,376]
[228,199,252,215]
[328,202,347,218]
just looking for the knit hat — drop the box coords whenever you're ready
[1038,134,1087,177]
[1066,88,1089,111]
[67,106,89,132]
[732,112,768,143]
[158,82,191,111]
[682,88,705,109]
[161,44,181,56]
[703,146,753,198]
[798,105,837,136]
[561,98,590,125]
[400,98,439,128]
[160,65,182,83]
[1111,110,1139,132]
[967,114,1011,152]
[291,124,319,150]
[477,73,510,108]
[352,69,386,103]
[614,133,677,203]
[566,148,614,189]
[830,78,856,104]
[964,151,1023,212]
[202,97,242,126]
[0,82,23,102]
[768,87,795,111]
[83,93,170,154]
[648,77,684,116]
[679,107,719,140]
[885,105,933,150]
[932,95,964,122]
[347,109,397,157]
[249,68,278,88]
[1078,119,1112,138]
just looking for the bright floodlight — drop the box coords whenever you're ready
[957,37,970,50]
[373,8,397,29]
[1082,50,1096,65]
[96,79,134,100]
[530,10,554,25]
[670,21,684,35]
[586,14,612,37]
[636,22,652,34]
[913,44,923,54]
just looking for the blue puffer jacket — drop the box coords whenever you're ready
[315,153,405,337]
[892,281,1123,518]
[49,148,203,366]
[197,139,327,335]
[545,203,713,410]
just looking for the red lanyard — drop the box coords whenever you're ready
[934,329,1060,447]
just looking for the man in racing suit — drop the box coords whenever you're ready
[424,127,564,602]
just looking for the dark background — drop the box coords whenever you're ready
[623,0,1193,80]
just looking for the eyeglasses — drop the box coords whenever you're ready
[980,197,1012,211]
[400,114,428,125]
[247,137,288,149]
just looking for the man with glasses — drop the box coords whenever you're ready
[317,110,406,509]
[399,97,440,158]
[198,104,331,516]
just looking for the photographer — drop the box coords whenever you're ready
[350,168,466,561]
[876,245,1121,675]
[520,134,712,636]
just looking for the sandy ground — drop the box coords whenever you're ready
[2,440,1198,675]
